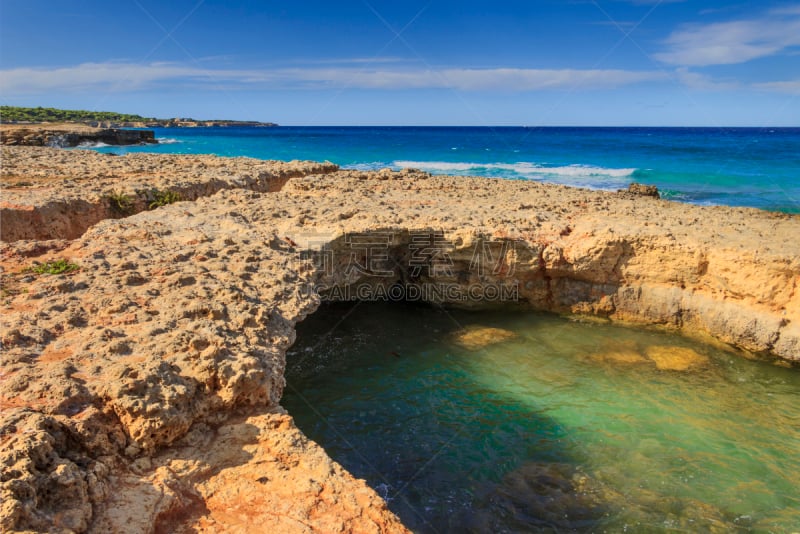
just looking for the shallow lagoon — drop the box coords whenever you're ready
[283,302,800,532]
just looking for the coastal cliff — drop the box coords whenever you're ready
[0,124,156,148]
[0,147,798,532]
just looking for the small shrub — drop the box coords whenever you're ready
[148,189,182,209]
[106,190,135,215]
[29,259,79,275]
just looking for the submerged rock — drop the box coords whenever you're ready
[645,345,710,371]
[589,349,649,364]
[463,462,611,532]
[588,342,709,371]
[451,326,517,351]
[465,461,748,533]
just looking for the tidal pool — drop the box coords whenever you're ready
[283,302,800,532]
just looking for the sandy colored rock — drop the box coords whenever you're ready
[92,411,408,533]
[644,345,710,371]
[625,182,660,198]
[0,146,338,241]
[451,326,517,351]
[1,147,799,533]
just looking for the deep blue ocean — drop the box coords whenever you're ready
[90,126,800,213]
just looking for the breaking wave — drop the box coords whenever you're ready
[393,160,637,180]
[76,141,112,148]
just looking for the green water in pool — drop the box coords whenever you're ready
[282,302,800,532]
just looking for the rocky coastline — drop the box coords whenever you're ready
[0,146,798,532]
[0,124,156,148]
[87,119,278,128]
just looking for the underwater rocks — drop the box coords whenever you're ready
[463,461,749,533]
[590,348,650,365]
[644,345,709,371]
[589,344,710,371]
[463,462,611,532]
[451,326,517,351]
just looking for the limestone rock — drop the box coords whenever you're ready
[626,182,660,198]
[0,146,338,241]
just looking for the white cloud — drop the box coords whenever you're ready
[674,67,738,90]
[306,67,666,91]
[754,80,800,94]
[655,7,800,66]
[0,62,238,93]
[0,61,667,95]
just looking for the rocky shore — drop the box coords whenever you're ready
[1,147,338,241]
[0,146,798,532]
[0,124,156,148]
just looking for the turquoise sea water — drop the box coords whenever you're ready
[89,126,800,213]
[283,302,800,532]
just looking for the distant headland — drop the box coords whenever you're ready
[0,106,278,148]
[0,105,278,128]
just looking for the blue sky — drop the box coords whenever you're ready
[1,0,798,125]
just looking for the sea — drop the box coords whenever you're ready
[87,126,800,213]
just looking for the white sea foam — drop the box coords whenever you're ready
[344,162,392,171]
[77,141,112,148]
[393,160,637,179]
[158,138,182,144]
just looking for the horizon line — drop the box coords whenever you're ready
[237,124,800,128]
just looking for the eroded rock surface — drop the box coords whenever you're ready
[1,150,799,532]
[93,410,407,533]
[1,146,338,241]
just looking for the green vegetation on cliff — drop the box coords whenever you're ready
[0,106,277,127]
[1,106,155,123]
